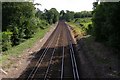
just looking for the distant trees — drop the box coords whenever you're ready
[36,8,59,24]
[92,2,120,49]
[60,10,92,22]
[46,8,59,24]
[74,11,92,18]
[60,10,74,21]
[60,10,65,20]
[63,10,74,22]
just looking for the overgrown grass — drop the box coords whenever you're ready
[0,27,51,65]
[74,18,92,28]
[68,18,92,37]
[68,22,86,37]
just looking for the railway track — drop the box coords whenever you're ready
[65,22,80,80]
[18,21,80,80]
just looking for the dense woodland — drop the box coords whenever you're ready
[2,2,120,52]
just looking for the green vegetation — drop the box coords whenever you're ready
[92,2,120,49]
[67,2,120,50]
[60,10,93,38]
[2,2,40,51]
[2,2,59,52]
[60,10,92,22]
[68,22,85,37]
[68,18,92,37]
[1,2,60,64]
[0,27,50,64]
[74,18,92,29]
[2,1,120,67]
[61,10,74,22]
[74,11,92,18]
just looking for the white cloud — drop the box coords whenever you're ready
[34,0,94,12]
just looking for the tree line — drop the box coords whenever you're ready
[60,10,92,21]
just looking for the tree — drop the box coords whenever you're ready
[92,2,120,49]
[59,10,65,20]
[44,8,59,24]
[64,10,74,22]
[35,8,43,19]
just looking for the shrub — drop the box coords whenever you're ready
[2,31,12,51]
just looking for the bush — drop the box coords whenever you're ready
[39,20,49,29]
[11,26,20,46]
[87,24,93,34]
[24,18,38,39]
[2,31,12,51]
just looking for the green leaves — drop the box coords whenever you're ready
[60,10,92,21]
[92,2,120,49]
[46,8,59,24]
[2,31,12,51]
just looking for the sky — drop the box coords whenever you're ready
[34,0,95,12]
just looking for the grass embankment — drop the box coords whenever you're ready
[68,18,92,37]
[0,26,51,66]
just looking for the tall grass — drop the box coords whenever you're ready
[68,18,92,36]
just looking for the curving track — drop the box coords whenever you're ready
[18,21,80,80]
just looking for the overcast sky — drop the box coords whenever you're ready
[34,0,95,12]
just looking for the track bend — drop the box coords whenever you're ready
[18,21,80,80]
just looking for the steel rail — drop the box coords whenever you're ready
[70,43,79,79]
[60,46,64,80]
